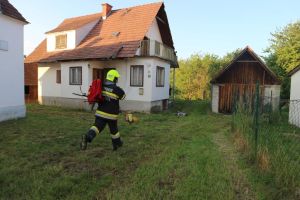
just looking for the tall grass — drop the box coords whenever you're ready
[232,104,300,199]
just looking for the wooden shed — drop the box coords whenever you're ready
[210,46,281,114]
[24,63,38,103]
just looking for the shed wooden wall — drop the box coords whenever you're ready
[24,63,38,103]
[215,62,277,85]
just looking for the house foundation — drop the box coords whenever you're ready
[0,105,26,122]
[39,96,168,113]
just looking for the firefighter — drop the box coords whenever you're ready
[81,69,126,151]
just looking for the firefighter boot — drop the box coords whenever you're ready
[112,138,123,151]
[81,128,97,150]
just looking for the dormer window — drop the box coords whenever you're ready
[55,34,67,49]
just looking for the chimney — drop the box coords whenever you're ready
[102,3,112,20]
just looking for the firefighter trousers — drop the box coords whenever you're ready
[86,116,120,143]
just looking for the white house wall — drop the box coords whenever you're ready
[38,57,171,111]
[46,30,76,52]
[264,85,281,111]
[289,71,300,127]
[146,19,163,43]
[151,58,170,101]
[0,15,26,122]
[60,61,90,99]
[38,63,61,102]
[211,84,219,113]
[290,71,300,100]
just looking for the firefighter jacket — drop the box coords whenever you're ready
[95,81,125,120]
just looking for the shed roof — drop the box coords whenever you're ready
[211,46,281,84]
[0,0,28,23]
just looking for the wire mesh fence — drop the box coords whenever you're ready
[231,83,300,199]
[289,100,300,128]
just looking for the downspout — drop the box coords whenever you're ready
[173,67,176,101]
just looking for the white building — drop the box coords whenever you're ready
[25,2,178,112]
[0,0,28,122]
[288,66,300,127]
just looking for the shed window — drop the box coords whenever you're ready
[156,66,165,87]
[56,70,61,84]
[25,86,30,95]
[130,65,144,87]
[55,34,67,49]
[69,67,82,85]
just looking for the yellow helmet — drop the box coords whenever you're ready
[106,69,120,82]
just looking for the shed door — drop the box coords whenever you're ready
[219,84,234,113]
[218,84,263,114]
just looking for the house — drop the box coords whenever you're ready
[0,0,28,122]
[24,62,38,103]
[25,2,178,112]
[210,46,281,114]
[288,66,300,127]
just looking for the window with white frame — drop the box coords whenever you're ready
[69,67,82,85]
[156,66,165,87]
[130,65,144,87]
[55,34,67,49]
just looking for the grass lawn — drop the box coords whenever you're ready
[4,101,292,199]
[0,101,238,200]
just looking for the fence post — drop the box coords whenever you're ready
[254,81,260,159]
[231,93,237,133]
[269,90,273,124]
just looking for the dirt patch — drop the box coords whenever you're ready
[213,132,256,200]
[62,159,103,178]
[257,148,270,172]
[40,152,64,165]
[158,171,176,191]
[233,131,250,154]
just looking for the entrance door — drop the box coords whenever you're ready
[219,84,234,113]
[93,69,103,80]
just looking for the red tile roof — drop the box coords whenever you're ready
[0,0,28,23]
[25,2,165,63]
[46,13,102,34]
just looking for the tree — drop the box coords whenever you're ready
[171,49,242,100]
[264,53,290,99]
[266,21,300,72]
[264,20,300,98]
[174,54,210,100]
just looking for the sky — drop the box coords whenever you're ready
[10,0,300,59]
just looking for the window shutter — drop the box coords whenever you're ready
[56,34,67,49]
